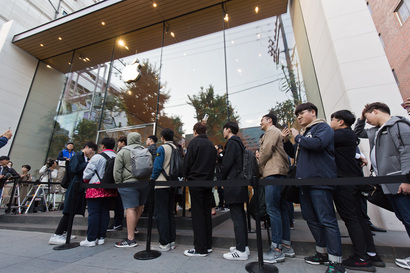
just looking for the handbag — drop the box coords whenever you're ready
[281,144,300,203]
[361,184,394,212]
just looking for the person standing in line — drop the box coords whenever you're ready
[150,128,177,252]
[183,122,216,257]
[354,102,410,270]
[80,137,117,247]
[220,121,250,261]
[330,110,384,272]
[259,112,294,264]
[48,142,98,245]
[146,135,158,162]
[282,102,345,273]
[113,132,150,248]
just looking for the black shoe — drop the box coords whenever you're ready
[107,225,123,231]
[326,262,347,273]
[368,223,386,232]
[304,252,329,265]
[368,254,385,267]
[342,255,375,272]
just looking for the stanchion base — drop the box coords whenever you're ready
[245,262,279,273]
[134,250,161,260]
[53,242,80,250]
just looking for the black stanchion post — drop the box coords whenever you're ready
[53,180,81,250]
[245,176,278,273]
[5,178,18,214]
[246,198,255,233]
[134,179,161,260]
[182,186,186,217]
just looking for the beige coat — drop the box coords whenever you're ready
[258,125,289,178]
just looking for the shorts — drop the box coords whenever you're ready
[118,184,149,209]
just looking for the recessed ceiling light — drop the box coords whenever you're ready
[153,3,157,7]
[40,44,44,47]
[224,14,229,22]
[46,65,52,68]
[58,37,62,40]
[118,40,125,46]
[255,6,259,13]
[170,32,175,37]
[101,21,105,25]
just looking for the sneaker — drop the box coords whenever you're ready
[48,234,66,245]
[62,232,76,239]
[326,262,347,273]
[229,246,250,256]
[207,248,213,253]
[97,237,105,245]
[215,207,223,212]
[342,255,375,272]
[395,256,410,270]
[368,254,385,267]
[107,225,123,231]
[304,252,329,265]
[263,248,285,264]
[170,242,176,250]
[222,208,230,212]
[134,228,139,234]
[80,239,97,247]
[158,243,171,252]
[115,238,137,248]
[223,249,248,261]
[281,246,295,258]
[184,249,207,257]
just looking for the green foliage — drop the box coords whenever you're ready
[270,99,296,128]
[72,119,98,148]
[187,85,239,144]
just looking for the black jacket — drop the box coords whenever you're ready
[183,134,216,182]
[222,135,248,204]
[0,167,19,189]
[63,151,87,215]
[334,128,362,177]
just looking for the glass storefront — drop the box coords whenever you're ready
[10,4,314,176]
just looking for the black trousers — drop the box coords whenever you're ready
[189,186,213,254]
[113,194,124,226]
[155,188,176,245]
[334,185,377,259]
[229,203,248,252]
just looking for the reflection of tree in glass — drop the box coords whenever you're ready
[188,85,239,144]
[41,110,70,160]
[113,59,184,139]
[72,119,98,149]
[270,99,296,128]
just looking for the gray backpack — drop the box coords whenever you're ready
[123,145,153,178]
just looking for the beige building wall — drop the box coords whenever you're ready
[290,0,408,231]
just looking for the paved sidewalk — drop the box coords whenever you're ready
[0,229,406,273]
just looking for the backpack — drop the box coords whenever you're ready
[239,148,259,180]
[249,186,269,222]
[161,143,184,181]
[123,146,153,179]
[93,152,116,184]
[60,160,71,189]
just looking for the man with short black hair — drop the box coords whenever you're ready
[151,128,177,251]
[183,122,216,257]
[331,110,384,271]
[221,121,249,261]
[355,102,410,270]
[146,135,158,162]
[282,102,345,273]
[259,112,293,264]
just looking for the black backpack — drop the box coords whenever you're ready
[239,148,259,180]
[60,160,71,189]
[95,152,116,184]
[161,143,184,181]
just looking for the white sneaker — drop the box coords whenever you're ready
[229,246,250,256]
[48,234,66,245]
[97,238,105,245]
[80,239,96,247]
[62,232,76,240]
[170,241,176,250]
[158,243,171,251]
[223,249,248,261]
[395,257,410,270]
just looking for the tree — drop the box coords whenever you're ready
[187,85,239,144]
[270,99,296,128]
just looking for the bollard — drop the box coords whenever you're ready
[134,179,161,260]
[245,176,278,273]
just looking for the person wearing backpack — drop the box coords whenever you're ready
[80,138,117,247]
[355,102,410,270]
[259,112,294,264]
[220,121,249,261]
[150,128,178,251]
[113,132,151,247]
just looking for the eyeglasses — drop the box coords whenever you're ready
[296,110,307,117]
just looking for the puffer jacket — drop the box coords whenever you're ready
[114,132,151,183]
[354,116,410,194]
[83,149,117,198]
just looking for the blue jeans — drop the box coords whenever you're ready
[264,175,291,248]
[387,193,410,237]
[86,198,111,241]
[299,187,342,262]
